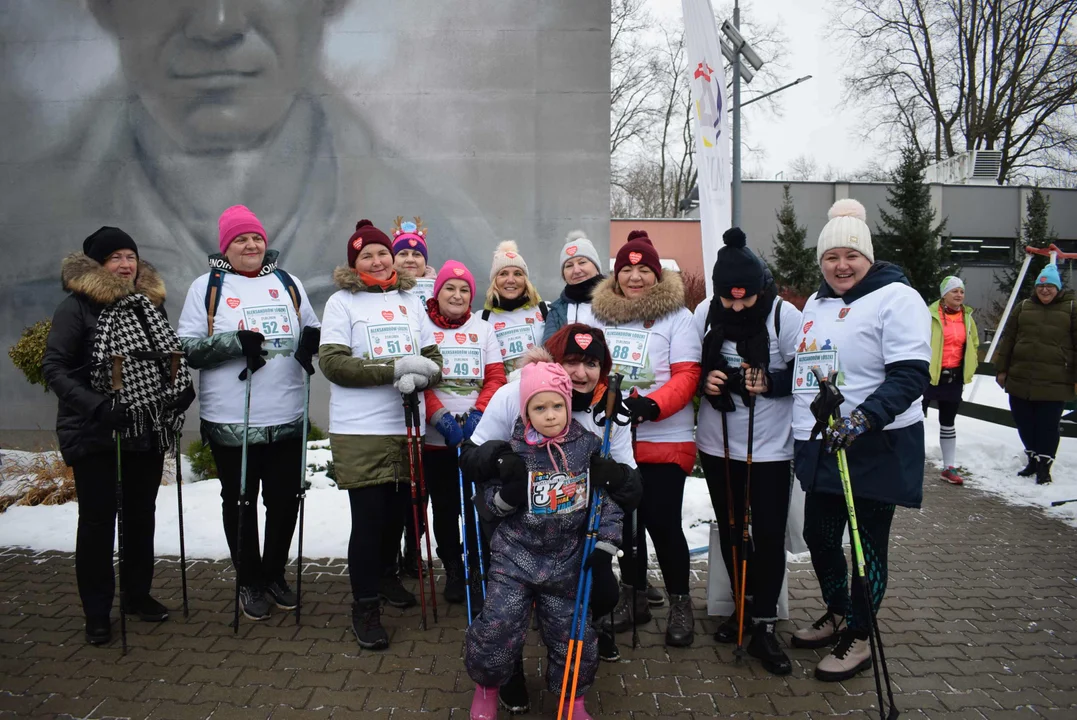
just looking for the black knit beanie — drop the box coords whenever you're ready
[712,227,763,299]
[83,226,138,265]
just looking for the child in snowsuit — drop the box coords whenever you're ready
[465,361,623,720]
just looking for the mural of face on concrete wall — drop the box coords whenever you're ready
[0,0,610,434]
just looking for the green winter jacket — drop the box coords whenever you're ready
[318,268,443,490]
[995,289,1077,402]
[927,301,980,385]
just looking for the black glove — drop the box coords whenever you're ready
[584,547,619,617]
[237,330,267,380]
[589,453,625,492]
[623,395,660,424]
[294,326,320,376]
[96,400,129,432]
[497,453,529,507]
[166,384,196,414]
[593,383,632,427]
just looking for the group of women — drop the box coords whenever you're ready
[44,194,1071,718]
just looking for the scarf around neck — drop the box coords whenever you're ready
[701,282,778,385]
[493,293,530,312]
[426,296,471,329]
[563,274,604,303]
[359,269,399,291]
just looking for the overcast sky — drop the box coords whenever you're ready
[650,0,885,179]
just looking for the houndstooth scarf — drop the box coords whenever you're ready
[91,293,192,454]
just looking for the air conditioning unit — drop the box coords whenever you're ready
[924,150,1002,185]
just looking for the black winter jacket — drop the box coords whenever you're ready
[41,254,168,464]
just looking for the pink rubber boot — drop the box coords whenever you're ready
[470,684,498,720]
[570,696,594,720]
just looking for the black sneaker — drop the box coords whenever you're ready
[266,577,298,610]
[400,546,423,580]
[645,582,666,607]
[611,584,651,633]
[238,586,272,621]
[351,599,390,650]
[665,593,695,647]
[1017,451,1037,477]
[747,621,792,676]
[498,661,530,715]
[124,595,169,622]
[596,622,621,662]
[713,599,753,643]
[379,574,418,609]
[85,616,110,646]
[1035,455,1054,485]
[443,558,466,604]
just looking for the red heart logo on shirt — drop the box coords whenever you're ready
[628,251,643,265]
[381,310,394,321]
[632,352,641,361]
[434,332,445,343]
[803,321,813,334]
[494,322,506,330]
[574,333,593,349]
[226,297,241,309]
[565,246,578,256]
[455,333,467,344]
[373,346,383,355]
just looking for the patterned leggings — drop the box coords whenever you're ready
[803,492,895,632]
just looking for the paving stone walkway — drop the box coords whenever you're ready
[1,471,1076,720]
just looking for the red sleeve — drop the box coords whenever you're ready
[475,362,507,412]
[424,388,445,422]
[646,361,702,421]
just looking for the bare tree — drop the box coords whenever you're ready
[787,154,819,181]
[837,0,1077,183]
[611,0,660,158]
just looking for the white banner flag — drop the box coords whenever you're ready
[682,0,731,295]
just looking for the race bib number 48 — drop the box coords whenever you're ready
[528,469,589,516]
[495,324,536,361]
[793,349,839,394]
[366,323,416,358]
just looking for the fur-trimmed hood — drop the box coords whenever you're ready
[590,270,685,325]
[61,253,166,307]
[332,266,417,293]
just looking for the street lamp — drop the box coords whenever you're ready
[722,0,765,227]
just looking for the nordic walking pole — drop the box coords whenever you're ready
[457,448,474,622]
[111,355,128,655]
[410,393,438,624]
[811,368,898,720]
[169,351,189,619]
[735,385,756,659]
[295,370,311,625]
[1051,498,1077,507]
[232,360,254,633]
[720,409,740,630]
[401,393,429,630]
[469,478,488,598]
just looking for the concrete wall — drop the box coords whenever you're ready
[0,0,609,444]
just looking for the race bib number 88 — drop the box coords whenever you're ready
[528,469,589,516]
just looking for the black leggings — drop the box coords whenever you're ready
[617,463,690,596]
[211,438,303,588]
[347,482,409,601]
[72,449,164,619]
[804,491,895,632]
[923,398,960,426]
[418,446,486,567]
[700,454,791,620]
[1009,396,1065,458]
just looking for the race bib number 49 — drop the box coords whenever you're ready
[793,349,839,394]
[366,323,416,358]
[528,469,589,516]
[441,346,483,380]
[243,305,293,340]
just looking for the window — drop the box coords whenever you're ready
[949,237,1013,267]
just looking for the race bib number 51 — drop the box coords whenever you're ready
[528,469,589,516]
[793,350,838,394]
[366,323,416,358]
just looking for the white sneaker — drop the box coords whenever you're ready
[815,629,872,682]
[791,610,844,649]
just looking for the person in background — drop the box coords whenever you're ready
[420,260,506,607]
[542,230,604,343]
[695,227,802,675]
[924,276,980,485]
[43,227,195,646]
[790,199,930,682]
[995,263,1075,485]
[590,229,702,648]
[483,241,547,374]
[177,205,321,622]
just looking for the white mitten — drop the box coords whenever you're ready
[394,372,430,395]
[393,354,439,381]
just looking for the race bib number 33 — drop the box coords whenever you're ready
[528,469,589,516]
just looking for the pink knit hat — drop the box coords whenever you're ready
[433,260,476,299]
[218,205,267,254]
[519,362,573,423]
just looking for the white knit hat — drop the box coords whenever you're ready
[816,198,874,264]
[489,240,529,281]
[559,230,603,272]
